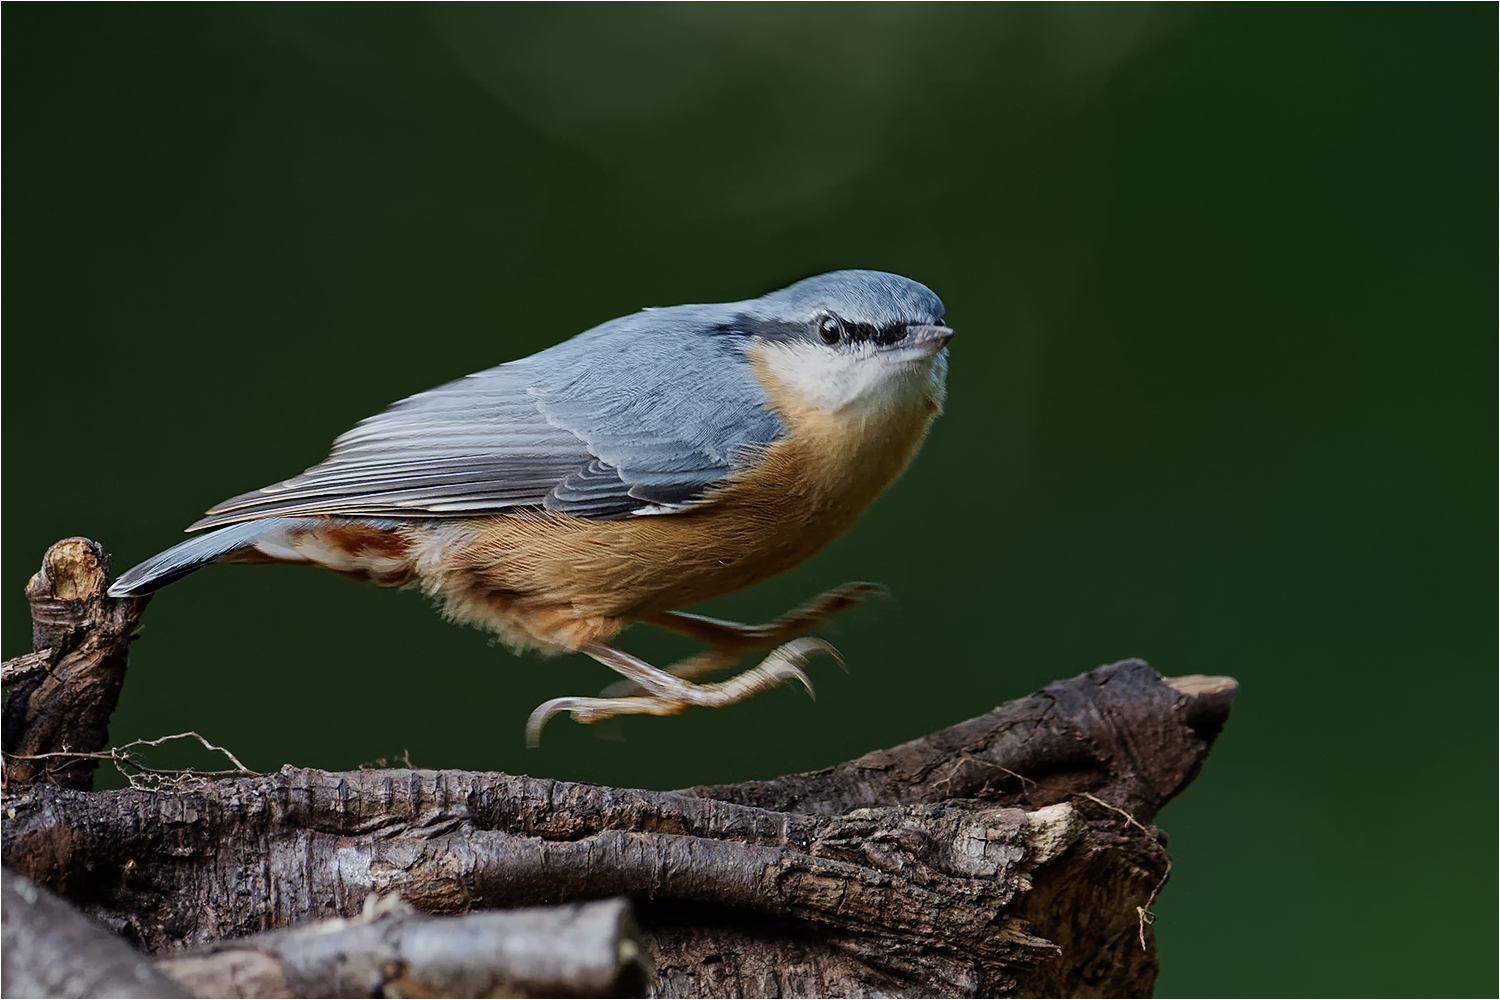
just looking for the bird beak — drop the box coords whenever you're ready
[883,324,954,359]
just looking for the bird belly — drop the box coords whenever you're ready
[415,387,941,654]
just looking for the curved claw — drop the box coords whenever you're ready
[527,696,641,746]
[757,636,844,698]
[525,697,577,747]
[779,635,846,676]
[756,658,815,700]
[528,693,685,746]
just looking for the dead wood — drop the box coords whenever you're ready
[154,895,650,999]
[2,538,149,789]
[3,865,647,999]
[1,649,55,688]
[0,538,1237,998]
[683,669,1237,824]
[2,866,191,999]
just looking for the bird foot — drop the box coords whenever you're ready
[597,580,879,697]
[526,636,839,746]
[649,581,888,651]
[596,648,741,698]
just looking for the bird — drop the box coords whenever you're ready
[108,269,953,744]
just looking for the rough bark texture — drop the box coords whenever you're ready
[3,662,1231,997]
[3,865,647,999]
[1,866,191,999]
[684,669,1236,824]
[154,895,651,998]
[1,538,149,789]
[0,538,1239,998]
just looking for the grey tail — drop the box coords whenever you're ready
[108,517,317,597]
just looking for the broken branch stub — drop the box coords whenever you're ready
[2,538,149,789]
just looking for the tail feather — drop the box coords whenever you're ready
[108,518,320,597]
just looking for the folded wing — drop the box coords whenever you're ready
[190,309,783,530]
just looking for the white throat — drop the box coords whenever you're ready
[751,340,948,418]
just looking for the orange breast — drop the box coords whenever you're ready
[420,352,944,652]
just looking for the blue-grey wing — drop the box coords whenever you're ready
[526,308,783,504]
[190,308,783,530]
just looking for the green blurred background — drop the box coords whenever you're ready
[4,5,1492,995]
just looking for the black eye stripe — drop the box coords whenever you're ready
[713,313,920,348]
[838,319,910,346]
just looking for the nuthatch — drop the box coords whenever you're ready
[110,270,952,744]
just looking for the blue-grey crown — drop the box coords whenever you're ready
[755,270,945,329]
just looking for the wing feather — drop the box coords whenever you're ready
[190,306,784,530]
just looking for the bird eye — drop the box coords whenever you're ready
[819,315,844,345]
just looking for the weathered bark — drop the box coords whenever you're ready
[1,649,56,687]
[0,538,1238,998]
[154,895,650,999]
[1,866,190,999]
[3,865,647,999]
[3,661,1231,997]
[1,538,148,789]
[684,670,1236,824]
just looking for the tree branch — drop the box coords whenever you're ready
[3,866,649,999]
[155,894,650,999]
[2,866,191,999]
[0,538,1238,997]
[1,649,55,687]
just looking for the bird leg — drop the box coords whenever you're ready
[596,581,881,696]
[528,583,881,743]
[647,581,887,655]
[525,637,837,747]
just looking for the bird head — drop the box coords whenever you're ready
[737,269,953,416]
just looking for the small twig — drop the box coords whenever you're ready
[3,731,258,790]
[1080,793,1172,951]
[984,759,1037,788]
[115,731,256,773]
[359,749,417,770]
[931,752,1037,801]
[2,649,55,686]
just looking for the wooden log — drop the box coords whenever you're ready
[1,866,190,999]
[0,538,1238,997]
[154,895,649,998]
[3,866,647,999]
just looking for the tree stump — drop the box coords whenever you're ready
[1,538,1237,998]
